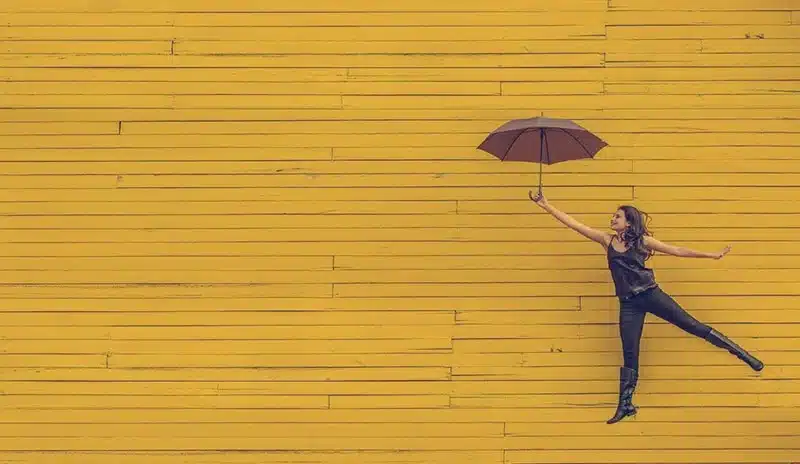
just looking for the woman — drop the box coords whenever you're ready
[528,190,764,424]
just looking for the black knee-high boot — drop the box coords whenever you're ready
[705,328,764,371]
[607,366,638,424]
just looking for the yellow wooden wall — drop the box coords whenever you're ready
[1,0,799,462]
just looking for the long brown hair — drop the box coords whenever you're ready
[618,205,654,261]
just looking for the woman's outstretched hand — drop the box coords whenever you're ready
[528,189,548,209]
[714,245,732,260]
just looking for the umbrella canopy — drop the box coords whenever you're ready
[477,116,608,194]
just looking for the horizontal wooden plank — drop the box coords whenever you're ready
[507,450,800,464]
[0,11,606,26]
[0,256,334,270]
[0,224,791,244]
[0,147,333,161]
[3,227,797,246]
[333,282,800,298]
[117,173,800,191]
[0,284,340,301]
[452,323,798,341]
[0,12,605,28]
[1,240,798,258]
[330,395,450,409]
[2,132,798,149]
[607,25,800,40]
[350,66,800,82]
[97,353,466,369]
[1,268,799,285]
[1,324,454,340]
[1,367,452,382]
[0,226,624,246]
[94,351,796,369]
[0,40,171,54]
[456,308,800,325]
[609,0,795,11]
[0,67,349,82]
[460,199,800,214]
[0,186,629,202]
[0,25,606,41]
[0,404,795,423]
[607,52,800,67]
[607,11,792,25]
[8,173,800,190]
[603,66,800,81]
[1,108,796,125]
[0,311,455,327]
[0,354,105,368]
[451,393,776,408]
[0,12,174,26]
[582,294,800,311]
[0,52,605,67]
[0,144,794,164]
[337,254,800,270]
[1,81,505,96]
[0,422,504,438]
[508,421,797,437]
[5,213,800,230]
[0,122,119,135]
[0,200,460,215]
[0,95,174,108]
[701,38,800,53]
[0,338,454,355]
[0,452,504,464]
[2,66,795,83]
[0,0,608,12]
[0,395,330,409]
[635,160,800,173]
[605,81,800,95]
[0,94,341,109]
[0,450,781,464]
[117,119,797,135]
[0,435,793,451]
[1,378,795,396]
[451,365,800,382]
[342,95,800,110]
[0,452,499,464]
[0,160,630,175]
[176,12,610,27]
[0,296,578,312]
[605,146,800,160]
[175,39,699,55]
[454,336,800,354]
[0,282,341,298]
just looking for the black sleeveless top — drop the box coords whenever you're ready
[607,236,657,298]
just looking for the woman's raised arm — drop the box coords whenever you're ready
[529,190,611,247]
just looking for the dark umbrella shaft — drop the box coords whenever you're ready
[537,130,550,196]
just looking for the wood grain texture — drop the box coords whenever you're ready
[0,0,798,463]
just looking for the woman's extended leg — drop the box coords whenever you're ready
[608,300,646,424]
[643,287,764,371]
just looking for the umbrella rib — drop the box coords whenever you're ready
[557,127,593,159]
[500,128,531,161]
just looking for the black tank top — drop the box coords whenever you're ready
[607,236,657,298]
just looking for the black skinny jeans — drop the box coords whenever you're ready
[618,286,712,371]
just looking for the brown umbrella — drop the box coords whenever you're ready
[477,116,608,196]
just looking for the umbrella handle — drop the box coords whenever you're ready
[528,189,544,203]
